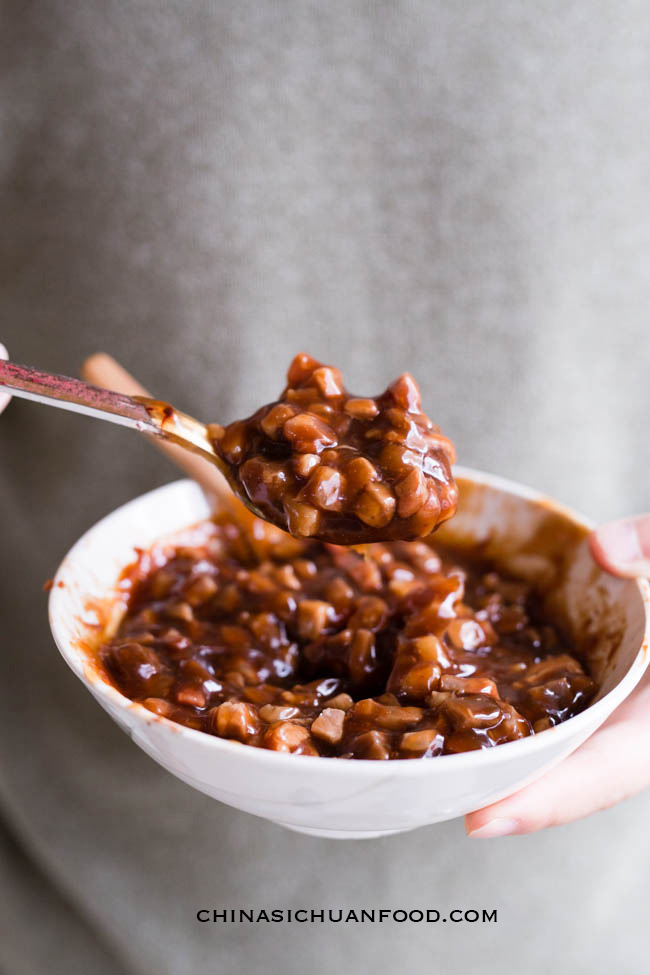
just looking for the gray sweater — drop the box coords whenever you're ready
[1,2,649,973]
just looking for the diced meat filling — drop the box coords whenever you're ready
[100,516,598,759]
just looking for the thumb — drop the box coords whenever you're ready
[590,515,650,578]
[0,344,11,415]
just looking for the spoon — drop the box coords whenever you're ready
[0,358,266,523]
[80,353,262,530]
[0,356,458,545]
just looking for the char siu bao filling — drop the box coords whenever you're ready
[207,354,458,544]
[100,517,598,759]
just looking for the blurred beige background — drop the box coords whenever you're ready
[1,2,649,973]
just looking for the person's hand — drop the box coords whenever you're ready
[0,344,11,415]
[465,515,650,838]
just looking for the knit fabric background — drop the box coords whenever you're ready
[1,2,649,972]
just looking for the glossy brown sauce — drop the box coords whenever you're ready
[99,515,598,759]
[207,354,458,544]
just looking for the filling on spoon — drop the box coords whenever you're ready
[208,354,458,544]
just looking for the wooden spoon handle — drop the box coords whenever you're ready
[81,354,240,515]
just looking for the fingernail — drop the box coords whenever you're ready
[467,817,519,839]
[594,520,644,568]
[0,344,9,414]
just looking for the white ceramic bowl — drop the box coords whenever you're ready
[49,470,650,839]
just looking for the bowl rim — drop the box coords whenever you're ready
[49,469,650,777]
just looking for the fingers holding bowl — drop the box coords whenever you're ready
[0,344,12,414]
[590,516,650,580]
